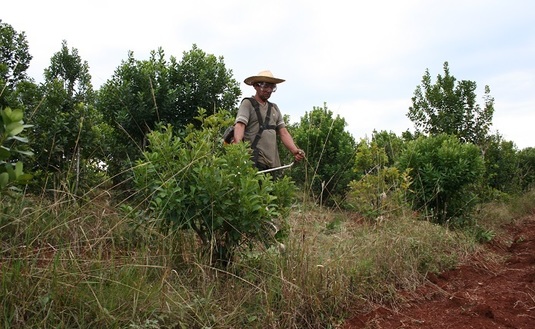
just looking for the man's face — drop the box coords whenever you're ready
[254,82,277,101]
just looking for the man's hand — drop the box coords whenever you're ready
[232,122,246,143]
[293,149,305,162]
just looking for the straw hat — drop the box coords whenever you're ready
[244,70,285,85]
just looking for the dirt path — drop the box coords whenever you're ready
[343,215,535,329]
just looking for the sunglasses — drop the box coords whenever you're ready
[255,82,277,92]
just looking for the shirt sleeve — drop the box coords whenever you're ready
[273,104,286,129]
[235,99,252,125]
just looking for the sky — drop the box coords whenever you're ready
[3,0,535,148]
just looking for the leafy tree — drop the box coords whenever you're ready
[354,138,389,177]
[0,20,31,89]
[97,45,241,186]
[518,147,535,191]
[370,130,407,166]
[28,40,102,194]
[132,111,295,266]
[288,103,357,206]
[348,137,411,219]
[397,134,485,224]
[482,132,520,195]
[0,20,37,111]
[172,44,241,126]
[407,62,494,147]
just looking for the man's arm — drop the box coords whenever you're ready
[232,122,246,143]
[278,127,305,162]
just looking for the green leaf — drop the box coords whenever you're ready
[0,172,8,189]
[6,122,24,136]
[16,173,33,184]
[13,149,34,156]
[0,146,10,160]
[7,136,29,143]
[1,108,12,124]
[15,161,23,177]
[5,164,16,181]
[7,109,24,122]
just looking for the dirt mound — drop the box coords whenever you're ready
[344,216,535,329]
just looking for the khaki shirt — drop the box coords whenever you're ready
[235,98,286,168]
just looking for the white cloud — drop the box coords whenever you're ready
[330,98,414,139]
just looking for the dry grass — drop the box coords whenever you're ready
[1,188,531,328]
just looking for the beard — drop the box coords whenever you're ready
[258,91,272,102]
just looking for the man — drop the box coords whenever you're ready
[233,70,305,173]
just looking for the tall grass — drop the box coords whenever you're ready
[1,186,533,328]
[473,188,535,233]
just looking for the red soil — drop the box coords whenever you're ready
[343,215,535,329]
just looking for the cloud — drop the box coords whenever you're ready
[3,0,535,149]
[493,102,535,149]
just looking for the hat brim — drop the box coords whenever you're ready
[244,76,285,85]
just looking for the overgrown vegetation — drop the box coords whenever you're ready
[397,133,485,224]
[347,136,412,220]
[97,45,241,187]
[288,103,357,206]
[2,19,535,328]
[132,111,296,266]
[3,185,534,328]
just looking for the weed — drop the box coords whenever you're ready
[1,186,533,328]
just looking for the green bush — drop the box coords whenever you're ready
[518,147,535,191]
[370,130,408,166]
[133,111,296,266]
[288,103,357,206]
[348,138,412,219]
[397,133,485,224]
[482,133,521,195]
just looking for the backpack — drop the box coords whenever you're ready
[223,97,276,165]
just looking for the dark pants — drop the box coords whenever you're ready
[255,162,280,180]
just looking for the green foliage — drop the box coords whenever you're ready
[44,40,94,101]
[0,106,33,193]
[1,186,485,329]
[0,20,32,89]
[469,225,496,243]
[482,132,521,195]
[517,147,535,191]
[348,137,411,219]
[0,20,39,114]
[27,40,103,195]
[97,45,241,186]
[354,138,389,176]
[397,134,485,224]
[371,130,407,166]
[174,44,242,124]
[133,111,296,266]
[407,61,494,147]
[288,103,357,206]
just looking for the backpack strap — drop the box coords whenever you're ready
[243,97,276,166]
